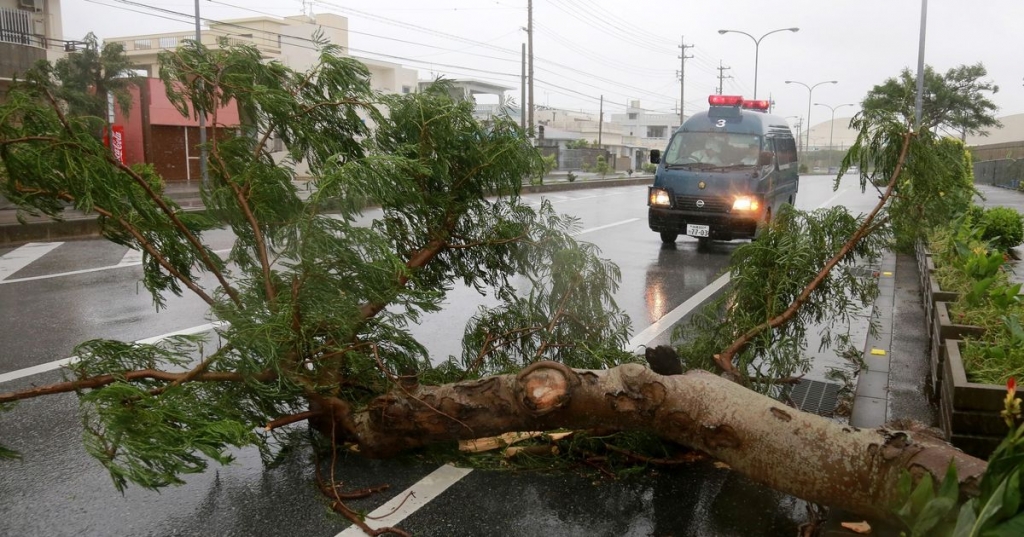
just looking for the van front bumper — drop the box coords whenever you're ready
[648,208,759,240]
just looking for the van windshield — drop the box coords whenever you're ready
[663,132,761,169]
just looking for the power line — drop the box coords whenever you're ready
[209,0,681,106]
[545,0,673,56]
[92,0,683,113]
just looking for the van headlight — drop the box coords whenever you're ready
[649,188,672,207]
[732,196,760,211]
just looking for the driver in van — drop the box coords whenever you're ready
[691,138,724,165]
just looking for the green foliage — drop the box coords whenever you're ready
[861,63,1000,137]
[593,155,611,178]
[566,171,577,183]
[894,400,1024,536]
[566,139,590,149]
[0,40,635,488]
[894,463,961,535]
[841,114,977,252]
[49,32,138,122]
[641,162,657,174]
[798,163,808,174]
[674,204,887,390]
[537,153,557,184]
[980,207,1024,252]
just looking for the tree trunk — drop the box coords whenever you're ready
[346,362,985,523]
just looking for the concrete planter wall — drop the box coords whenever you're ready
[942,339,1022,458]
[930,302,985,398]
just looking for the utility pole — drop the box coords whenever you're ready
[716,61,732,95]
[194,0,208,186]
[678,36,693,125]
[914,0,928,132]
[527,0,534,136]
[520,43,526,131]
[598,95,603,146]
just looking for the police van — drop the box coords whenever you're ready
[647,95,800,245]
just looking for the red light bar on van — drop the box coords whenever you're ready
[709,95,744,106]
[742,100,771,112]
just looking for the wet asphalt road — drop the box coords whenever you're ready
[0,176,878,536]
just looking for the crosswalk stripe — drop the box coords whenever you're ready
[118,249,144,266]
[0,242,63,281]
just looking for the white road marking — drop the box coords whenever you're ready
[118,249,144,266]
[574,218,639,235]
[0,322,225,384]
[0,242,62,281]
[625,272,731,352]
[0,248,232,285]
[817,187,852,210]
[334,464,473,537]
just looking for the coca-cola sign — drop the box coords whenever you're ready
[110,125,126,165]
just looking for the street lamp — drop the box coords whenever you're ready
[717,27,799,99]
[814,102,855,170]
[785,80,837,153]
[785,115,803,151]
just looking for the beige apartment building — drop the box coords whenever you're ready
[0,0,66,96]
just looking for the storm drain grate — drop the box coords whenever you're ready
[787,380,841,417]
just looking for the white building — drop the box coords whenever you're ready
[1,0,66,97]
[106,13,416,91]
[610,100,680,151]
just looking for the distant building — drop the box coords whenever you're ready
[609,100,680,151]
[0,0,70,98]
[106,13,417,181]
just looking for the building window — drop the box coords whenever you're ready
[134,39,152,50]
[647,126,666,138]
[402,85,412,94]
[628,113,637,120]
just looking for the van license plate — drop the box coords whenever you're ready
[686,224,710,237]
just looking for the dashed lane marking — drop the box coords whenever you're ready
[0,322,226,385]
[334,464,473,537]
[0,248,232,285]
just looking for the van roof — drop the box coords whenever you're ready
[679,110,794,137]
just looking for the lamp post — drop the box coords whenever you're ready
[717,27,799,99]
[785,79,837,153]
[814,102,855,170]
[786,115,803,152]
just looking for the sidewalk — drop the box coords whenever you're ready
[0,175,653,246]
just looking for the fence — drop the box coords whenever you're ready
[973,159,1024,190]
[0,7,40,47]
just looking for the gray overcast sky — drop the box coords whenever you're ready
[64,1,1024,130]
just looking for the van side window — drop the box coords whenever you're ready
[775,137,798,166]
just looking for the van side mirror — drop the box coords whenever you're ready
[650,150,661,164]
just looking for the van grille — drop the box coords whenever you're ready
[674,195,732,213]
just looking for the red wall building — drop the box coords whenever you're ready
[115,78,241,183]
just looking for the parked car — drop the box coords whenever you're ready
[813,166,822,173]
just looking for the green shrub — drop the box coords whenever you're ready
[798,163,808,174]
[566,171,577,183]
[593,155,610,178]
[641,162,657,174]
[981,206,1024,252]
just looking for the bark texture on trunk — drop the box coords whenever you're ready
[348,362,985,522]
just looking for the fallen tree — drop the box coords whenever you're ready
[350,361,986,522]
[0,40,1010,535]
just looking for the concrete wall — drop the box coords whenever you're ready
[561,148,611,171]
[973,159,1024,190]
[970,141,1024,162]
